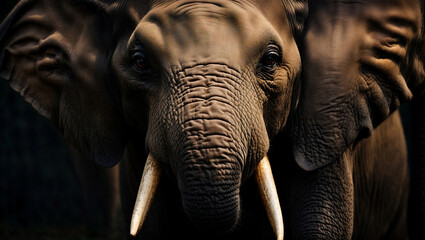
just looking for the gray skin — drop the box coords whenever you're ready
[70,148,121,233]
[291,0,425,239]
[0,0,300,239]
[0,0,423,240]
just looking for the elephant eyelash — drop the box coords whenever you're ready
[256,44,282,81]
[123,45,159,90]
[130,45,154,73]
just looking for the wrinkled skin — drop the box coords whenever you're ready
[1,1,425,240]
[114,2,303,235]
[0,0,301,239]
[291,0,425,239]
[270,110,409,240]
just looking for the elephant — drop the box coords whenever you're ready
[0,0,301,239]
[0,1,423,240]
[69,148,122,235]
[291,0,425,239]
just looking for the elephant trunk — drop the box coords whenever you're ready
[145,64,270,232]
[167,64,249,232]
[178,144,243,232]
[130,155,284,240]
[176,93,245,232]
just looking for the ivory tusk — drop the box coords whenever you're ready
[255,155,284,240]
[130,154,162,237]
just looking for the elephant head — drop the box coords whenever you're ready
[292,1,425,237]
[0,0,128,167]
[0,0,305,237]
[292,0,424,170]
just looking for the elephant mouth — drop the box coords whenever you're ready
[129,154,284,240]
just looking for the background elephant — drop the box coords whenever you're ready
[0,1,122,238]
[291,0,425,239]
[0,1,422,240]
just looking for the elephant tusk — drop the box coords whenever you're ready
[255,155,284,240]
[130,154,162,237]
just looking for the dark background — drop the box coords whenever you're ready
[0,1,117,239]
[0,0,413,239]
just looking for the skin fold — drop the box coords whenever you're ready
[1,0,300,238]
[1,0,424,239]
[292,0,425,239]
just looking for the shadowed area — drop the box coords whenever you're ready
[0,1,123,239]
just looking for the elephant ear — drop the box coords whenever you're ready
[292,0,423,171]
[0,0,128,167]
[282,0,308,44]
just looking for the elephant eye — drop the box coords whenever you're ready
[261,51,280,68]
[132,51,148,71]
[127,45,157,89]
[256,45,282,80]
[131,46,152,73]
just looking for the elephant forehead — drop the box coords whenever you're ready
[170,1,233,18]
[133,0,276,67]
